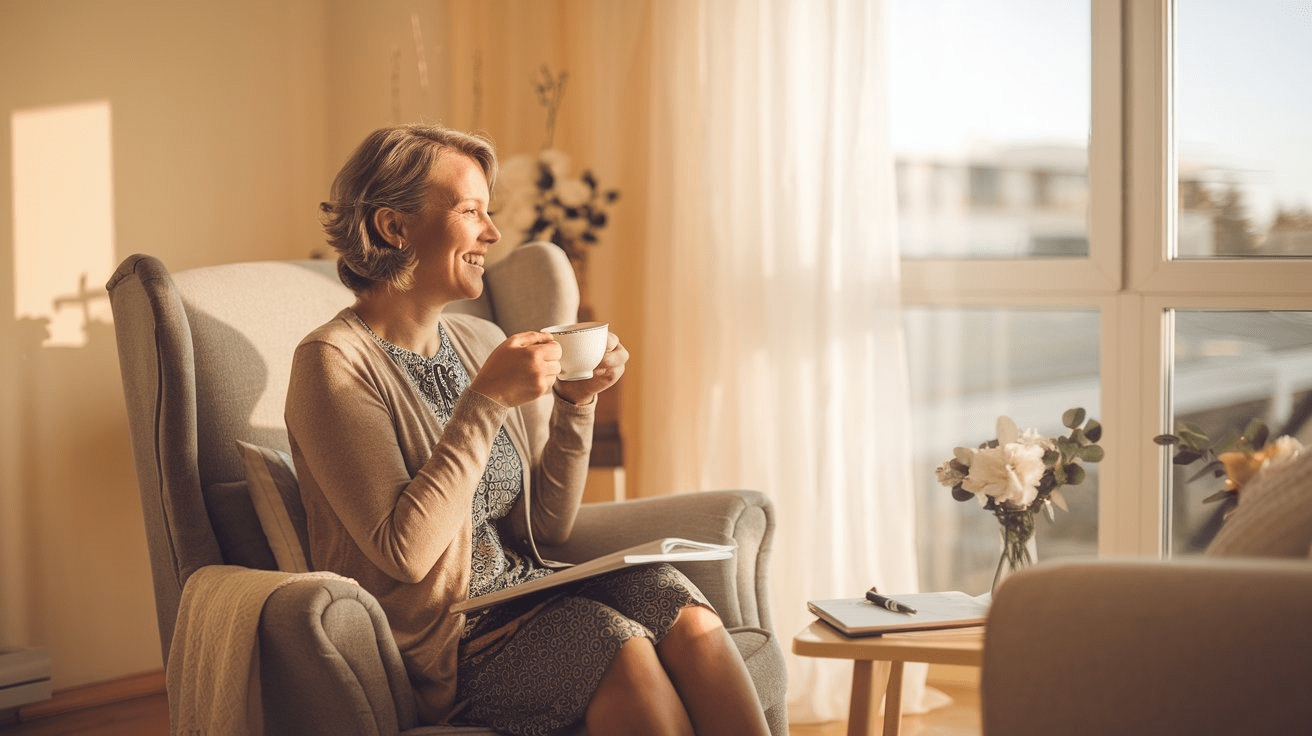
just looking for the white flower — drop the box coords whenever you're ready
[961,442,1046,508]
[541,202,566,223]
[935,460,967,487]
[996,416,1021,445]
[538,149,572,179]
[490,148,618,249]
[1018,427,1056,454]
[509,205,539,233]
[497,154,539,193]
[490,187,545,244]
[557,216,588,239]
[1265,435,1304,468]
[492,200,539,240]
[555,177,592,208]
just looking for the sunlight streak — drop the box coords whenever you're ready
[12,100,115,348]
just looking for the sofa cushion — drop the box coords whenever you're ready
[1206,449,1312,559]
[203,481,278,570]
[237,440,312,572]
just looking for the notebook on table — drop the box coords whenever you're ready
[807,591,990,637]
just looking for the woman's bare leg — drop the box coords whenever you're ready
[657,605,772,736]
[587,636,695,736]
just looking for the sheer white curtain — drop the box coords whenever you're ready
[639,0,929,722]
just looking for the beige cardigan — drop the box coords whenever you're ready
[285,309,594,724]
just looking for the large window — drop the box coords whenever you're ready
[898,0,1312,591]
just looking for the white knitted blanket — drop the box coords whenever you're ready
[166,565,351,736]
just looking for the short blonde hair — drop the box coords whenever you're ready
[320,124,498,294]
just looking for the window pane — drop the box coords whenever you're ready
[891,0,1091,259]
[1176,1,1312,258]
[905,308,1100,593]
[1167,311,1312,554]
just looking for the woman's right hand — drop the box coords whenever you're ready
[468,332,563,407]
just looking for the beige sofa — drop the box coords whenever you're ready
[981,450,1312,735]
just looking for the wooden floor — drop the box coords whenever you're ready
[791,681,981,736]
[0,682,979,735]
[0,692,169,736]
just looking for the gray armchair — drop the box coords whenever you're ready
[980,557,1312,736]
[107,243,788,735]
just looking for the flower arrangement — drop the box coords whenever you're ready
[935,408,1104,591]
[491,65,621,263]
[1154,419,1304,504]
[492,149,620,257]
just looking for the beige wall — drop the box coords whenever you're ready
[1,0,655,691]
[0,0,332,689]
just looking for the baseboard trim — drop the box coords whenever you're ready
[17,669,165,722]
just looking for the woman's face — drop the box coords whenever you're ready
[404,152,500,304]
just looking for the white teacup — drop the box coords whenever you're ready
[543,321,609,381]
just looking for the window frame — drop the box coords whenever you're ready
[900,0,1312,558]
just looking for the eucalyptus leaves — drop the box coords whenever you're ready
[1154,419,1304,503]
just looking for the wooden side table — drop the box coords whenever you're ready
[792,620,984,736]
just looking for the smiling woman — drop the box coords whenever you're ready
[286,123,767,735]
[368,151,498,309]
[319,125,499,299]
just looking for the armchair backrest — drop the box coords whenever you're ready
[981,558,1312,736]
[106,243,577,660]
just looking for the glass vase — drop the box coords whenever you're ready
[991,508,1037,596]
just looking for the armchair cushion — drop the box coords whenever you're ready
[204,481,279,571]
[237,440,311,572]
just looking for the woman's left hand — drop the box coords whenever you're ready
[552,332,628,405]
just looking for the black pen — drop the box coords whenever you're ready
[866,588,917,615]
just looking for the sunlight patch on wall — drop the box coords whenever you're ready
[12,101,116,348]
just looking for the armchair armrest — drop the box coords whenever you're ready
[259,578,417,736]
[982,557,1312,736]
[539,490,776,631]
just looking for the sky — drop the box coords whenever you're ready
[1176,0,1312,224]
[888,0,1312,227]
[889,0,1090,152]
